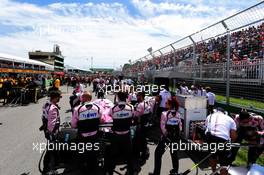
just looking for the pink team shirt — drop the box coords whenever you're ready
[71,103,104,137]
[146,97,156,114]
[47,104,60,133]
[109,102,134,135]
[128,93,137,103]
[93,99,113,123]
[134,101,145,118]
[235,113,264,144]
[160,110,182,137]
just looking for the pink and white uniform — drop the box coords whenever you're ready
[160,110,182,137]
[145,96,156,113]
[71,102,104,137]
[134,101,145,118]
[235,113,264,144]
[109,102,134,135]
[128,92,137,103]
[134,101,151,117]
[47,103,60,134]
[75,83,84,93]
[93,99,113,123]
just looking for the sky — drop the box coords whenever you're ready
[0,0,262,69]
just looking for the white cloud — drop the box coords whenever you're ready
[0,0,260,68]
[131,0,238,18]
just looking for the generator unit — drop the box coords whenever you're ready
[176,94,207,139]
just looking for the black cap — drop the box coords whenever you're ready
[239,110,250,120]
[216,107,225,113]
[137,91,145,98]
[49,90,62,98]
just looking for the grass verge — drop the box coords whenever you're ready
[216,95,264,111]
[234,147,264,166]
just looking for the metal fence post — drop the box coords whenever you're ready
[222,21,230,106]
[158,50,164,70]
[260,59,263,82]
[223,62,225,80]
[200,61,202,79]
[189,36,196,79]
[137,59,140,78]
[170,44,176,71]
[170,44,177,89]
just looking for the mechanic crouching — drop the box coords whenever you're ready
[71,91,103,175]
[205,108,237,175]
[230,110,264,168]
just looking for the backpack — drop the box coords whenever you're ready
[39,101,52,139]
[165,111,180,140]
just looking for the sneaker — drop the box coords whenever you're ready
[169,169,178,175]
[139,158,146,166]
[141,152,150,160]
[55,163,65,169]
[45,170,58,175]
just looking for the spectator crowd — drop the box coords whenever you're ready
[125,23,264,74]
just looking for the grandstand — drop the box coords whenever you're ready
[123,1,264,102]
[65,64,92,74]
[90,68,114,73]
[0,53,54,74]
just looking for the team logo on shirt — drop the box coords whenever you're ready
[113,111,132,119]
[167,118,179,125]
[79,110,99,120]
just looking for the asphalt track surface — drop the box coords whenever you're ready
[0,86,212,175]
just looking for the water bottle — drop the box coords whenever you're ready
[65,133,70,142]
[130,126,136,139]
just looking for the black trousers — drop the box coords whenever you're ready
[43,136,59,173]
[206,134,230,166]
[133,125,149,159]
[105,133,134,175]
[93,83,98,92]
[207,105,214,115]
[78,134,99,174]
[43,148,58,173]
[153,137,179,175]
